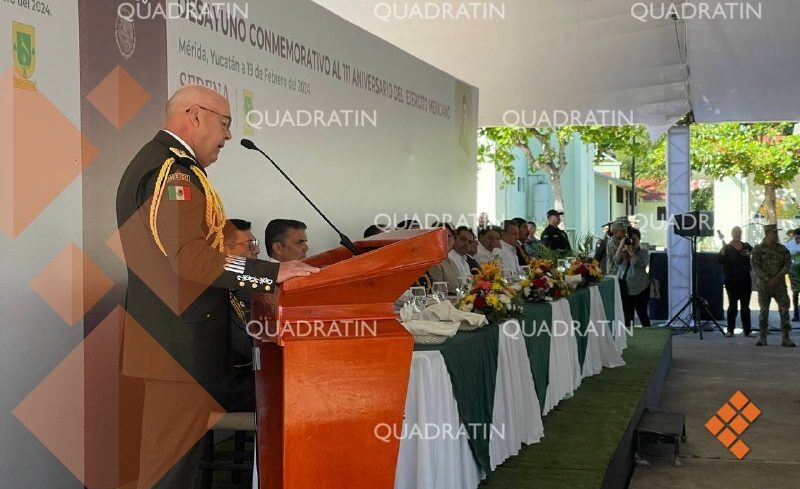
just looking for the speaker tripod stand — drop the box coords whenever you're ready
[666,235,725,339]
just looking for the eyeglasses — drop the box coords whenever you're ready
[226,239,259,249]
[186,105,232,130]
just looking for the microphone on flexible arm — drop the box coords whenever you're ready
[240,138,362,256]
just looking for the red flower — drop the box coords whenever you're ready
[476,280,492,291]
[553,288,562,299]
[474,296,486,309]
[533,278,547,288]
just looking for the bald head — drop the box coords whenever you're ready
[163,85,232,167]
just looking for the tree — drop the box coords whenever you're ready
[578,126,666,180]
[691,122,800,224]
[478,126,648,214]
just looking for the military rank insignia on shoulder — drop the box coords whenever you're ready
[169,147,196,162]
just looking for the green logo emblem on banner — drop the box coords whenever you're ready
[243,89,255,135]
[12,21,37,90]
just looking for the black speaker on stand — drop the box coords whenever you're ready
[666,212,725,338]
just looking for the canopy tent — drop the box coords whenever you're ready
[312,0,800,136]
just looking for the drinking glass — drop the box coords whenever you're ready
[432,282,448,303]
[410,286,427,318]
[456,276,470,301]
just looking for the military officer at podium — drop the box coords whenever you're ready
[751,224,794,347]
[116,85,319,488]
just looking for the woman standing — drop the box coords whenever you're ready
[719,226,754,337]
[614,228,651,328]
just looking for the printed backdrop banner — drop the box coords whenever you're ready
[167,0,479,253]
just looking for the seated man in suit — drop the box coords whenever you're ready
[451,226,479,277]
[499,220,523,275]
[265,219,309,262]
[512,217,531,265]
[427,223,461,293]
[475,225,503,264]
[465,229,481,272]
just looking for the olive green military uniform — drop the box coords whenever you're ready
[751,226,794,346]
[788,250,800,319]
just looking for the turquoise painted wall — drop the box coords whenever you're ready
[496,134,601,243]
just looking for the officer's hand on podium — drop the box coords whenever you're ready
[277,260,320,283]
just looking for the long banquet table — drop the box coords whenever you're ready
[393,278,628,489]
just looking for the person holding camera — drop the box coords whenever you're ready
[719,226,754,337]
[605,221,627,275]
[614,227,651,328]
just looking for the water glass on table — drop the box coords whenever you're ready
[409,286,427,319]
[432,281,448,304]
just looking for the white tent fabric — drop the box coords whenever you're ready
[312,0,800,134]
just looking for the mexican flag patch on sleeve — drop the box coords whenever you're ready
[167,185,192,201]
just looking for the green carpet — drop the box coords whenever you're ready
[480,328,670,489]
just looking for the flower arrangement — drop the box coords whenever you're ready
[566,258,603,284]
[457,258,522,323]
[524,257,571,301]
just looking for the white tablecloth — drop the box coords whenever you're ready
[394,351,482,489]
[542,299,582,415]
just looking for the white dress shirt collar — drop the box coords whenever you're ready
[449,249,471,278]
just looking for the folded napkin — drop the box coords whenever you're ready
[399,301,487,337]
[421,301,488,328]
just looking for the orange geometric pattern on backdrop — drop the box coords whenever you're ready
[13,307,226,488]
[0,69,98,239]
[29,242,114,326]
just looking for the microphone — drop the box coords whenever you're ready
[240,138,362,256]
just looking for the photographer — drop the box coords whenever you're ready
[615,227,651,328]
[605,221,627,275]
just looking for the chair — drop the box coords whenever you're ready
[200,412,256,488]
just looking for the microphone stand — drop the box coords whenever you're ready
[240,139,361,256]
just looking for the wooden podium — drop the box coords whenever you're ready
[251,228,448,488]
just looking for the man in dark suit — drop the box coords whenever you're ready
[116,85,318,488]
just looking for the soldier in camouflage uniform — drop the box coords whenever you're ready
[783,228,800,321]
[751,224,796,347]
